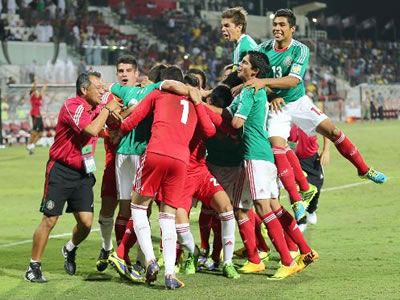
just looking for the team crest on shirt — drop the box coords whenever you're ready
[128,98,138,107]
[46,200,55,210]
[283,56,293,67]
[292,63,302,75]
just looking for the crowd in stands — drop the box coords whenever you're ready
[317,40,400,86]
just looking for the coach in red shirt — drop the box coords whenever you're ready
[25,72,122,283]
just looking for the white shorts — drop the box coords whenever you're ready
[268,95,328,139]
[115,153,140,200]
[207,162,242,201]
[234,160,279,209]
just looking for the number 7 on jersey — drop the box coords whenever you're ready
[180,100,189,124]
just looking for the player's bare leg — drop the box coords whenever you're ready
[316,118,386,183]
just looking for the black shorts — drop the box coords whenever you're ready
[40,160,96,216]
[299,153,324,190]
[31,116,43,132]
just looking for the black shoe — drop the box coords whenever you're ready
[62,246,77,275]
[25,262,47,283]
[96,248,112,272]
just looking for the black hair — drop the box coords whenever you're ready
[116,54,138,69]
[187,68,207,89]
[148,63,167,83]
[76,71,101,96]
[222,71,243,88]
[184,73,200,88]
[246,50,270,79]
[210,85,233,108]
[160,66,184,82]
[274,8,296,27]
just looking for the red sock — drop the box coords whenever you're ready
[262,212,293,266]
[199,207,214,250]
[285,232,298,252]
[211,215,222,262]
[116,218,137,261]
[238,218,260,264]
[286,147,309,192]
[274,207,311,254]
[273,146,302,203]
[334,131,369,175]
[248,209,270,252]
[115,215,129,245]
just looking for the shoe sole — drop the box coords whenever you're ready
[108,257,129,279]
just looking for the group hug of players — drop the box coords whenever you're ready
[25,7,386,290]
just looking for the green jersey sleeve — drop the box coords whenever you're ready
[234,88,255,120]
[289,43,310,81]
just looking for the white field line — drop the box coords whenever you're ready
[0,180,378,248]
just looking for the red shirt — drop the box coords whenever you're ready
[288,125,318,159]
[121,90,198,164]
[49,95,99,171]
[188,104,217,170]
[30,92,42,117]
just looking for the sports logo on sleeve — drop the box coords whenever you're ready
[291,63,302,76]
[73,104,84,126]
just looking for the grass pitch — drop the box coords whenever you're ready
[0,120,399,299]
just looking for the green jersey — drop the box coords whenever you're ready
[233,34,258,66]
[110,82,162,155]
[227,87,273,162]
[256,39,310,104]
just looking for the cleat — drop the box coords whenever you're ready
[199,257,219,271]
[126,265,145,283]
[259,251,270,264]
[181,253,197,275]
[360,168,387,184]
[165,274,185,289]
[145,260,160,284]
[96,248,112,272]
[25,262,47,283]
[62,246,77,275]
[296,249,319,271]
[197,255,207,267]
[238,261,265,273]
[290,250,300,259]
[291,201,306,222]
[222,262,240,279]
[300,184,318,207]
[307,212,317,225]
[132,261,146,275]
[233,246,247,258]
[108,251,129,278]
[268,262,300,280]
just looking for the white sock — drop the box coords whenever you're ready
[176,223,195,254]
[65,240,76,252]
[131,204,155,263]
[98,215,114,251]
[159,212,177,276]
[219,211,235,264]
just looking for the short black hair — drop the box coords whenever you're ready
[160,66,184,82]
[76,71,101,96]
[222,71,243,88]
[188,68,207,89]
[184,73,200,88]
[116,54,138,69]
[210,85,233,108]
[148,63,167,82]
[274,8,296,27]
[246,51,270,79]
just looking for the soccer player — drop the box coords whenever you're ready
[288,124,330,230]
[244,9,386,220]
[24,72,122,283]
[114,66,200,289]
[215,51,318,279]
[174,86,239,279]
[26,81,47,154]
[96,55,140,275]
[221,7,258,68]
